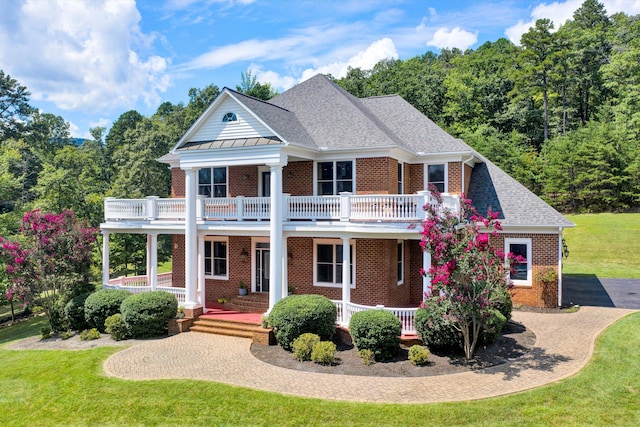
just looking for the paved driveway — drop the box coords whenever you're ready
[562,275,640,309]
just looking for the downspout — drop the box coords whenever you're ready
[558,227,563,307]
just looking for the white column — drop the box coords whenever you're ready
[422,250,432,299]
[147,233,158,290]
[268,163,283,310]
[558,227,564,307]
[341,237,351,317]
[102,231,110,286]
[198,233,205,310]
[184,167,200,308]
[281,237,288,298]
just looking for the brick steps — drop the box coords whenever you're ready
[225,293,269,313]
[190,317,261,339]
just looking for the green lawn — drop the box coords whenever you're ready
[563,213,640,278]
[0,313,639,426]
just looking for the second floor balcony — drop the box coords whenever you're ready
[104,192,461,224]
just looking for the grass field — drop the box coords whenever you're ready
[0,313,638,426]
[563,213,640,278]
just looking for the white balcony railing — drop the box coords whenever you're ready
[104,192,460,223]
[105,273,185,303]
[333,300,419,335]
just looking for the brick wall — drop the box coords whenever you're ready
[203,236,253,302]
[448,161,462,195]
[172,235,185,288]
[229,166,258,197]
[492,233,560,308]
[171,168,185,197]
[283,161,313,195]
[408,163,424,193]
[408,240,425,305]
[356,157,396,194]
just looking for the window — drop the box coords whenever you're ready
[397,162,404,194]
[314,240,355,287]
[204,238,228,279]
[397,241,404,285]
[198,167,227,197]
[222,112,237,122]
[505,238,532,285]
[427,164,446,193]
[317,161,353,195]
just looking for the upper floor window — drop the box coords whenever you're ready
[198,167,227,197]
[397,162,404,194]
[317,161,353,195]
[222,112,237,122]
[427,164,446,193]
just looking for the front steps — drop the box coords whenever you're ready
[190,317,260,338]
[225,293,269,313]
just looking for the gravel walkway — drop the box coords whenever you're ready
[101,306,636,404]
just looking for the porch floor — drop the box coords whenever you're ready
[202,302,263,324]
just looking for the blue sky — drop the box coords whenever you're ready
[1,0,638,139]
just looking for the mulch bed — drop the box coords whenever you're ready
[250,320,536,377]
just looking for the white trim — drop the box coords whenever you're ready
[558,227,563,307]
[257,165,270,196]
[425,162,448,193]
[505,237,533,286]
[251,237,270,293]
[397,240,404,286]
[203,236,229,280]
[313,238,356,288]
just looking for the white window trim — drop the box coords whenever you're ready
[313,160,355,196]
[397,240,404,286]
[198,167,229,198]
[204,236,229,280]
[312,238,356,288]
[425,162,448,193]
[505,237,533,287]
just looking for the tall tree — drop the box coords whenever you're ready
[0,70,34,141]
[236,71,277,100]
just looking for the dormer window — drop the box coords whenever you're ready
[222,112,237,122]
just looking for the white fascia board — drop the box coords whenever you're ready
[283,222,422,239]
[100,222,186,234]
[413,151,473,163]
[179,145,288,168]
[499,225,571,234]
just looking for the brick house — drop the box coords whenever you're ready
[100,74,574,325]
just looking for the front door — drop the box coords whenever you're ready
[255,242,270,292]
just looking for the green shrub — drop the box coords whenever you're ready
[64,292,91,331]
[61,330,74,340]
[349,310,401,361]
[121,291,178,338]
[480,309,507,345]
[84,289,132,332]
[490,286,513,322]
[408,345,431,366]
[292,333,320,362]
[48,297,69,333]
[359,349,375,366]
[414,298,461,350]
[105,313,129,341]
[79,328,100,341]
[268,295,337,351]
[311,341,336,365]
[40,326,52,340]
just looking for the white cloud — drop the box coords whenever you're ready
[0,0,170,113]
[299,38,398,82]
[426,27,478,50]
[248,64,297,91]
[506,0,640,45]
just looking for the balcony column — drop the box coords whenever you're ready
[198,233,205,310]
[268,162,284,311]
[146,233,158,291]
[184,167,202,314]
[341,237,351,319]
[281,236,288,298]
[102,231,110,286]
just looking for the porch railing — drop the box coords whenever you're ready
[105,273,185,303]
[105,192,460,223]
[333,300,419,335]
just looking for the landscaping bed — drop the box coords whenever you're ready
[250,320,535,377]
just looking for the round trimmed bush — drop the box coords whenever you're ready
[64,292,91,331]
[414,297,461,350]
[105,313,129,341]
[349,310,401,361]
[268,295,337,351]
[311,341,336,365]
[84,289,132,332]
[292,333,320,361]
[480,308,507,345]
[120,291,178,338]
[408,345,431,366]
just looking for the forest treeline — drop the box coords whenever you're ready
[0,0,638,275]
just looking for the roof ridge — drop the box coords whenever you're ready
[223,87,291,113]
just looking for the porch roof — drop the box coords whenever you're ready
[177,136,282,151]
